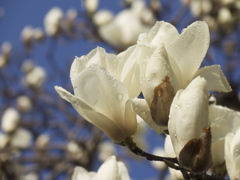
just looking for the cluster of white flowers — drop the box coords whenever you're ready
[55,20,240,179]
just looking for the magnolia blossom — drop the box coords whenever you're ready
[1,107,20,133]
[132,21,231,134]
[168,77,212,173]
[55,64,137,143]
[209,104,240,142]
[84,0,98,16]
[10,128,32,149]
[164,135,184,180]
[225,128,240,180]
[71,156,130,180]
[97,0,152,49]
[44,7,63,37]
[25,66,46,88]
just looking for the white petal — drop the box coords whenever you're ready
[70,47,119,91]
[117,44,155,98]
[55,86,127,143]
[71,166,95,180]
[96,156,119,180]
[138,21,179,48]
[209,105,240,141]
[167,21,210,88]
[74,65,128,126]
[131,98,164,134]
[225,133,236,180]
[168,76,209,156]
[124,100,137,136]
[140,44,180,105]
[195,65,232,92]
[117,161,131,180]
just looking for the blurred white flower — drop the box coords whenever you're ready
[10,128,32,149]
[132,116,147,149]
[0,133,9,149]
[84,0,98,16]
[21,60,34,74]
[225,128,240,180]
[71,156,130,180]
[21,26,33,49]
[98,141,116,162]
[25,66,46,88]
[1,107,20,133]
[132,21,231,134]
[93,10,114,27]
[0,55,7,68]
[1,41,12,60]
[16,95,32,113]
[33,28,44,42]
[164,135,184,180]
[35,134,50,150]
[22,173,38,180]
[44,7,63,37]
[168,77,212,174]
[55,64,137,143]
[150,147,166,170]
[209,104,240,142]
[218,7,232,25]
[98,1,152,49]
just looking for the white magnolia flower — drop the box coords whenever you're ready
[1,107,20,133]
[55,64,137,143]
[84,0,98,16]
[25,66,46,88]
[71,46,150,99]
[168,77,212,173]
[98,141,116,162]
[150,147,166,170]
[132,21,231,134]
[209,104,240,142]
[71,156,130,180]
[10,128,32,149]
[44,7,63,37]
[98,1,151,49]
[225,128,240,180]
[164,135,184,180]
[17,95,32,113]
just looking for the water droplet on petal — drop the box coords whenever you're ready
[152,71,156,75]
[187,105,190,108]
[174,133,177,138]
[134,107,138,111]
[118,94,123,101]
[192,95,196,99]
[139,111,148,120]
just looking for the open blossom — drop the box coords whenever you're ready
[71,156,130,180]
[55,64,137,143]
[225,128,240,180]
[168,77,212,174]
[132,21,231,134]
[97,0,152,49]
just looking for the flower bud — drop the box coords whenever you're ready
[16,95,32,113]
[10,128,32,149]
[1,107,20,133]
[35,134,50,150]
[33,28,44,42]
[1,41,12,60]
[21,26,33,50]
[93,10,113,27]
[150,76,175,126]
[84,0,98,16]
[179,126,212,174]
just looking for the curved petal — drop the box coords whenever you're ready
[195,65,232,92]
[96,156,119,180]
[70,47,119,91]
[124,100,137,136]
[167,21,210,88]
[117,161,131,180]
[74,65,128,127]
[55,86,127,143]
[225,133,236,180]
[168,76,209,156]
[71,166,95,180]
[117,44,155,98]
[138,21,179,48]
[131,98,164,134]
[140,44,180,106]
[209,105,240,141]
